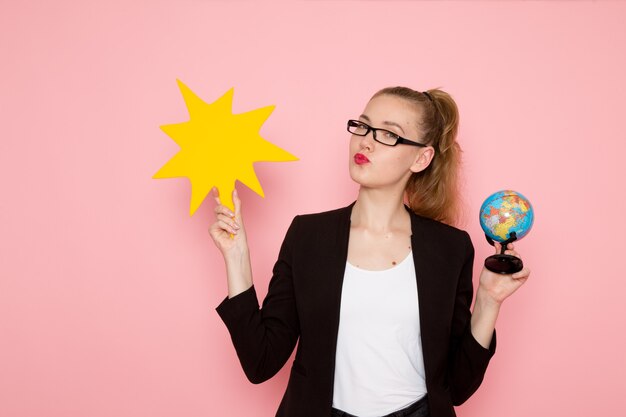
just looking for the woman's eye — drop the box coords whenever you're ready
[383,131,399,139]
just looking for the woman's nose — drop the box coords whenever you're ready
[360,130,375,150]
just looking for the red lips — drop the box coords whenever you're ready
[354,153,370,165]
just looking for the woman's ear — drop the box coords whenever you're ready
[410,146,435,173]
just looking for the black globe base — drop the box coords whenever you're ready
[485,254,523,274]
[484,231,523,274]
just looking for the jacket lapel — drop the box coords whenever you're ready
[327,201,354,335]
[408,209,442,384]
[320,202,354,403]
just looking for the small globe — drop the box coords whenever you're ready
[479,190,534,244]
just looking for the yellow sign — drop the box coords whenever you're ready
[154,80,298,213]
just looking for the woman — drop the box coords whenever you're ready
[210,87,530,417]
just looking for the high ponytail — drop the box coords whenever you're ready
[372,86,463,226]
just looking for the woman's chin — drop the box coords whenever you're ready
[348,167,366,185]
[348,173,378,189]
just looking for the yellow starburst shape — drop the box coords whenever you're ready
[154,80,298,214]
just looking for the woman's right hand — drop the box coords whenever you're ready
[208,187,248,257]
[209,187,253,298]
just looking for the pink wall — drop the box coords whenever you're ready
[2,1,625,416]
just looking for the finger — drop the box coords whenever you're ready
[214,204,235,219]
[512,267,531,280]
[208,221,228,240]
[209,217,234,232]
[212,187,222,206]
[216,213,240,229]
[217,219,239,235]
[494,242,501,253]
[507,243,515,250]
[233,187,242,219]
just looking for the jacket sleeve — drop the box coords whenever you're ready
[448,231,497,405]
[215,216,300,384]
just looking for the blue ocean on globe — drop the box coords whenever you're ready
[479,190,534,243]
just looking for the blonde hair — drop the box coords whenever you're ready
[372,86,463,226]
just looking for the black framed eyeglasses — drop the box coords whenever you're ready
[347,120,427,147]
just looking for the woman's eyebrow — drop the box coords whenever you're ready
[382,121,405,135]
[359,114,405,135]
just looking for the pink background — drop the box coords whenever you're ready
[2,1,625,416]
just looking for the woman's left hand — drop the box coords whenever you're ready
[478,242,531,305]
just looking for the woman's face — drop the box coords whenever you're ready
[348,94,434,190]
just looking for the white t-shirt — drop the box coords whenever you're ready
[332,252,427,417]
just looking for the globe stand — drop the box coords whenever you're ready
[484,231,524,274]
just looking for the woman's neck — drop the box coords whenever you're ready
[351,188,410,233]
